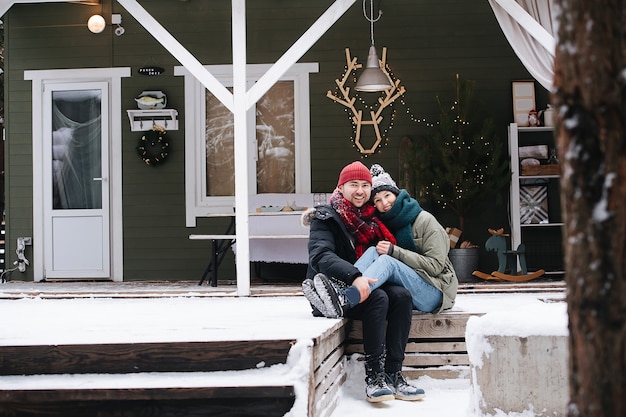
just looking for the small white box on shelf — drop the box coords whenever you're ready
[519,144,548,159]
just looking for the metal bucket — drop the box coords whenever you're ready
[448,248,480,282]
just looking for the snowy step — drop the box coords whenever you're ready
[0,297,350,417]
[0,371,295,417]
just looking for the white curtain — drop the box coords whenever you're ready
[488,0,557,91]
[52,92,102,210]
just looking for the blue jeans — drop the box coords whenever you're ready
[354,246,443,312]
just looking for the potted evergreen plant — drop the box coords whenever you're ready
[408,74,510,280]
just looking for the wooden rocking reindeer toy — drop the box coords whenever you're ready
[472,228,545,282]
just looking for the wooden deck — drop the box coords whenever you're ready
[0,279,566,417]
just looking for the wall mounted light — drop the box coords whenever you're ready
[87,13,125,36]
[87,14,106,34]
[355,0,392,92]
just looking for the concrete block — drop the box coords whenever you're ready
[466,302,568,416]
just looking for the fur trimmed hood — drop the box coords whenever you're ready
[300,207,317,227]
[301,205,338,228]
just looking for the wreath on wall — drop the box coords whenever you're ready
[137,125,169,166]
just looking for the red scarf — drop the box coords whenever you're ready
[330,189,396,258]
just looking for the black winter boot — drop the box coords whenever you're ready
[364,352,394,403]
[386,371,426,401]
[313,273,360,318]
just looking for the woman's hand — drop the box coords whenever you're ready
[376,240,393,255]
[352,275,377,302]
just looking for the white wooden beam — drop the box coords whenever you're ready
[247,0,357,109]
[232,0,251,296]
[0,0,15,16]
[116,0,234,111]
[494,0,555,55]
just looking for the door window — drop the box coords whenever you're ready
[51,90,103,210]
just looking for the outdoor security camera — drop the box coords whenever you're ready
[114,25,125,36]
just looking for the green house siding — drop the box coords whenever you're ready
[3,0,548,281]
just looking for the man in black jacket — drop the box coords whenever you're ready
[301,161,424,403]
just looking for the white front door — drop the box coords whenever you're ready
[42,82,110,279]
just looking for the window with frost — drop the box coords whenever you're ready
[175,63,317,226]
[206,81,296,195]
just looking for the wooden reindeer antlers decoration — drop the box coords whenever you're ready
[327,47,406,155]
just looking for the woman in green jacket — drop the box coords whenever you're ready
[366,164,458,312]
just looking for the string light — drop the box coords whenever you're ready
[330,57,504,164]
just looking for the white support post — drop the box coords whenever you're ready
[232,0,250,296]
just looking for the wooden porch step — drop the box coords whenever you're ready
[0,323,348,417]
[0,384,294,402]
[0,381,295,417]
[0,339,294,376]
[0,293,352,417]
[0,339,299,415]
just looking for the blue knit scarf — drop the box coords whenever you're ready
[378,190,422,253]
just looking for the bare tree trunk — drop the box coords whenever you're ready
[553,1,626,417]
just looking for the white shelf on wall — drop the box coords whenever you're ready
[127,109,179,132]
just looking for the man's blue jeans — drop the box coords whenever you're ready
[354,246,443,312]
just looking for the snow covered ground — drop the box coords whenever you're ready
[0,282,566,417]
[332,357,471,417]
[329,295,568,417]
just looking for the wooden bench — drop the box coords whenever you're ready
[344,310,482,379]
[342,282,566,379]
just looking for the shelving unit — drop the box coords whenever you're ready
[127,109,178,132]
[508,123,564,276]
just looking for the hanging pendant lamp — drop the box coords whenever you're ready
[355,0,392,92]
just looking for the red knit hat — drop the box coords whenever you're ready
[337,161,372,186]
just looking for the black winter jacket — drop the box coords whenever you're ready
[303,205,367,285]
